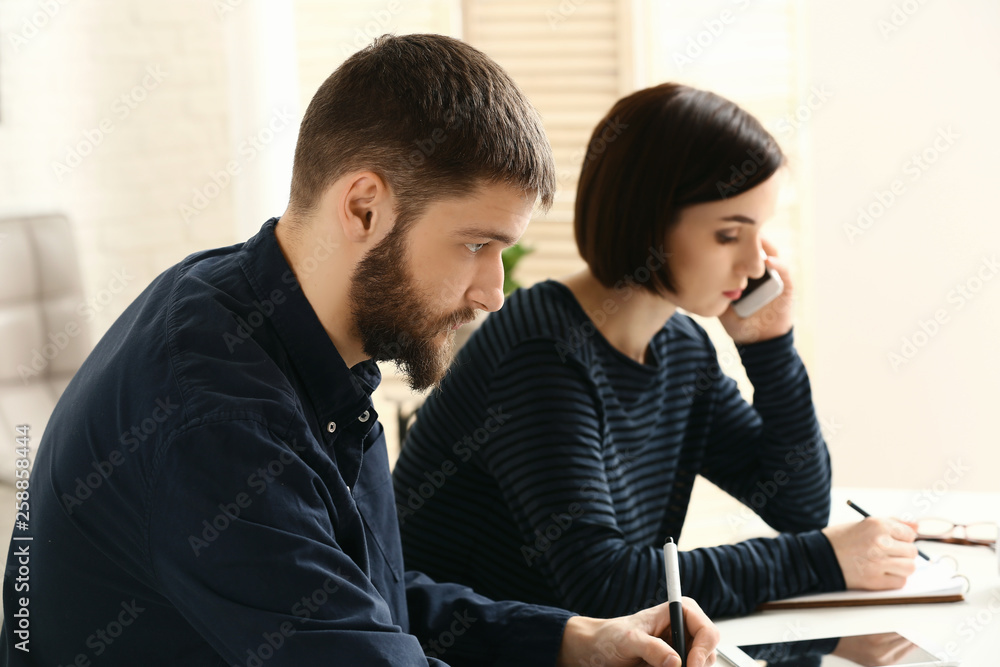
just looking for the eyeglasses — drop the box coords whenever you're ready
[916,518,997,549]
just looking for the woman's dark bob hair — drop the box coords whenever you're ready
[574,83,784,295]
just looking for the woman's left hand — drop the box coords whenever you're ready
[719,238,794,344]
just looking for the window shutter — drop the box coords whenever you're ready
[462,0,635,287]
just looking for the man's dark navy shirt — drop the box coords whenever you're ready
[0,219,571,666]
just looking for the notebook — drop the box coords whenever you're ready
[758,557,966,610]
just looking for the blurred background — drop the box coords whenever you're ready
[0,0,997,538]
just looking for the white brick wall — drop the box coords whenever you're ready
[1,0,237,339]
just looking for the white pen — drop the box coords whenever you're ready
[664,537,686,667]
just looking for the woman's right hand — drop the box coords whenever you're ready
[822,518,919,589]
[719,238,794,344]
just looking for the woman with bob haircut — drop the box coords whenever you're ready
[392,83,921,619]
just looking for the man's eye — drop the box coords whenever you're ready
[465,243,487,253]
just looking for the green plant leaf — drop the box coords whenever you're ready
[501,243,534,296]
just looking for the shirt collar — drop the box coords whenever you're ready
[238,218,381,438]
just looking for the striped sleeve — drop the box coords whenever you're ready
[699,329,833,533]
[677,530,843,617]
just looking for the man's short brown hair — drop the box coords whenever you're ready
[574,83,785,295]
[289,34,555,225]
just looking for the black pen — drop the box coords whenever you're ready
[846,500,930,561]
[663,537,686,667]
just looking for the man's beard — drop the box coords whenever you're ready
[348,225,476,391]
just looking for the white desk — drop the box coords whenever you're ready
[682,485,1000,663]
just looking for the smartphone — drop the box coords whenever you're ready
[731,267,784,318]
[717,632,957,667]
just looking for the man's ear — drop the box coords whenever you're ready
[340,171,393,242]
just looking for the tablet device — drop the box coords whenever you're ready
[717,631,957,666]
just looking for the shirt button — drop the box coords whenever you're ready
[358,410,370,423]
[326,421,337,433]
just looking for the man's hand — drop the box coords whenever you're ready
[557,597,719,667]
[823,518,919,589]
[719,238,794,345]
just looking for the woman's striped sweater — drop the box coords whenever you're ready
[392,280,844,618]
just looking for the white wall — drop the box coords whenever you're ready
[223,0,300,240]
[806,0,1000,492]
[0,0,241,340]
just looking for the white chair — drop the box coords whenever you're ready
[0,215,90,482]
